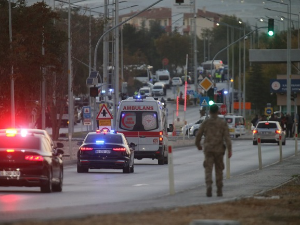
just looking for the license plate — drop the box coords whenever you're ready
[0,170,21,177]
[229,128,235,132]
[95,150,111,154]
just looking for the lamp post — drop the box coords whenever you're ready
[266,0,292,114]
[9,0,15,127]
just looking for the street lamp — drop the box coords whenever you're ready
[266,0,292,114]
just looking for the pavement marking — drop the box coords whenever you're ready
[133,184,149,187]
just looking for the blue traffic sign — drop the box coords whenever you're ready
[200,97,209,106]
[82,106,91,119]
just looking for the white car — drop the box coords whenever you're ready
[189,115,225,136]
[172,77,183,86]
[152,82,165,96]
[139,87,152,97]
[189,116,207,136]
[182,119,203,135]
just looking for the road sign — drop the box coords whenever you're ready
[82,106,91,119]
[96,104,113,120]
[200,97,209,106]
[265,107,273,115]
[220,104,227,115]
[83,118,92,126]
[200,77,213,91]
[98,119,112,126]
[187,90,194,95]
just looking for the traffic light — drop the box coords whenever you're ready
[209,100,215,106]
[268,18,274,36]
[216,90,223,103]
[207,88,214,101]
[175,0,184,4]
[90,86,98,97]
[291,93,297,102]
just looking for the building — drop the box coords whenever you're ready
[119,7,223,37]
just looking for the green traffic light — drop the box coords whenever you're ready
[268,30,274,36]
[209,100,214,106]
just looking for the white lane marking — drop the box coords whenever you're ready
[133,184,149,187]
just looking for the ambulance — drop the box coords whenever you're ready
[116,96,171,165]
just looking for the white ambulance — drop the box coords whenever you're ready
[116,96,171,165]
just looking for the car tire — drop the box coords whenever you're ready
[41,170,52,193]
[52,169,63,192]
[253,140,257,145]
[158,152,164,165]
[193,129,198,136]
[123,163,130,173]
[77,164,88,173]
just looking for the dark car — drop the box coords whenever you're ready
[77,130,135,173]
[0,128,64,193]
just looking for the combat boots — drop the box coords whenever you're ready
[206,186,212,197]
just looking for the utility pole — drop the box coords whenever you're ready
[9,0,15,127]
[113,0,120,130]
[193,0,197,93]
[103,0,108,95]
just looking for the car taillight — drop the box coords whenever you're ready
[275,130,281,134]
[253,130,258,134]
[80,147,93,151]
[6,149,15,152]
[113,148,126,151]
[25,155,44,161]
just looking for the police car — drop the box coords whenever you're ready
[0,128,64,193]
[77,129,135,173]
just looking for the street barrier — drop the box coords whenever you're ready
[168,146,175,195]
[279,134,282,162]
[257,136,262,170]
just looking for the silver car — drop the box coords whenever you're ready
[252,121,286,145]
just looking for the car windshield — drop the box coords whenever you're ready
[153,86,163,89]
[257,122,277,129]
[85,134,123,144]
[141,89,149,93]
[159,75,169,80]
[0,135,41,149]
[120,111,158,131]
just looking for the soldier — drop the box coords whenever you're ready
[195,104,232,197]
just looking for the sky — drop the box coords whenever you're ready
[27,0,300,28]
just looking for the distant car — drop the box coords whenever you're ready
[252,121,286,145]
[152,82,166,96]
[189,116,207,136]
[189,115,225,136]
[0,128,64,193]
[139,87,152,97]
[182,118,203,135]
[172,77,183,86]
[77,130,135,173]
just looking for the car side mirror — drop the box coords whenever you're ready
[56,142,64,148]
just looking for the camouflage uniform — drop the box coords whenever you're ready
[195,114,232,197]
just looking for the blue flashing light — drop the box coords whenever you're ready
[137,95,141,99]
[110,130,115,134]
[101,90,106,94]
[224,90,228,95]
[109,89,113,92]
[96,140,105,145]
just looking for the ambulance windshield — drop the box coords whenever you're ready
[120,111,158,131]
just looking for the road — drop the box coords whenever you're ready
[0,139,297,221]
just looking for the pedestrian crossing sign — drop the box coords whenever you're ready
[200,97,209,106]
